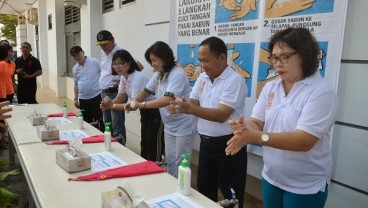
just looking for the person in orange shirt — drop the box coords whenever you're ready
[0,45,10,102]
[4,45,15,103]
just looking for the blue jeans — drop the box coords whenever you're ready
[101,91,126,139]
[262,178,328,208]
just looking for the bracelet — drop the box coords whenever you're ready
[141,102,146,109]
[113,104,116,109]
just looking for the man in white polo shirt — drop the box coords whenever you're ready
[169,36,248,207]
[70,46,103,130]
[96,30,143,144]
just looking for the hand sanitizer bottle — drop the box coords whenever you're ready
[178,153,191,195]
[78,109,84,129]
[63,102,67,118]
[104,122,112,151]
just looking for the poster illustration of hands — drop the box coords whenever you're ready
[171,0,348,155]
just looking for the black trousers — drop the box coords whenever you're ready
[197,134,247,208]
[79,94,104,131]
[140,108,164,161]
[17,81,37,104]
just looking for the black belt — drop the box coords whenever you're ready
[199,134,233,143]
[102,87,118,93]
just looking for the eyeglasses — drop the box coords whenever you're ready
[268,52,297,64]
[112,61,127,68]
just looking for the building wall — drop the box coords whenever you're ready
[18,0,367,207]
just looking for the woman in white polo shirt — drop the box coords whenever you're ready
[226,27,338,208]
[100,49,164,161]
[129,41,196,178]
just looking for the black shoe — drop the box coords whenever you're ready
[115,135,126,146]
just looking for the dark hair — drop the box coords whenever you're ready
[144,41,176,73]
[0,45,8,60]
[21,42,32,49]
[0,39,9,45]
[268,27,319,78]
[111,49,140,75]
[6,44,13,51]
[199,36,227,58]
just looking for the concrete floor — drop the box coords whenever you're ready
[8,86,263,208]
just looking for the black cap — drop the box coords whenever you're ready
[96,30,114,45]
[70,46,83,56]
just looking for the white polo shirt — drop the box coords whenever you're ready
[72,56,101,99]
[99,44,122,90]
[190,66,247,137]
[118,71,155,101]
[252,72,338,194]
[145,66,196,136]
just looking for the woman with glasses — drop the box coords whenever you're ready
[127,41,197,178]
[226,27,338,208]
[100,49,164,162]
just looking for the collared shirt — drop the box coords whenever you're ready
[72,56,101,99]
[145,66,196,136]
[190,66,247,137]
[14,54,42,84]
[252,72,338,194]
[118,71,155,101]
[99,44,122,89]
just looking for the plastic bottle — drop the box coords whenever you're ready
[78,109,84,129]
[13,94,18,104]
[178,153,191,195]
[104,122,112,151]
[63,102,67,118]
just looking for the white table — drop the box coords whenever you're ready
[6,103,101,165]
[6,103,221,208]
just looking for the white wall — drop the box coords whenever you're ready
[32,0,368,206]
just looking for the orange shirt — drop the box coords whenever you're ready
[0,61,8,98]
[6,61,15,95]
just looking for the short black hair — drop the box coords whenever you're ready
[111,49,140,75]
[269,27,320,78]
[199,36,227,58]
[0,45,9,60]
[21,42,32,49]
[144,41,176,73]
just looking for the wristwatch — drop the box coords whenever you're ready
[261,133,269,145]
[141,102,146,109]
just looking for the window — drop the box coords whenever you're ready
[102,0,114,13]
[48,14,52,30]
[121,0,136,6]
[65,5,80,25]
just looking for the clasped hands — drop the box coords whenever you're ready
[167,96,190,114]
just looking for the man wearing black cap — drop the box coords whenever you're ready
[70,46,103,131]
[96,30,143,144]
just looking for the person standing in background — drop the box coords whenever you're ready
[96,30,143,145]
[169,36,248,207]
[70,46,104,131]
[14,42,42,104]
[100,49,164,161]
[4,45,15,103]
[226,27,338,208]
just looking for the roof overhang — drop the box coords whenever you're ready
[0,0,87,15]
[0,0,37,16]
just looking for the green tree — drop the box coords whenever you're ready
[0,14,18,46]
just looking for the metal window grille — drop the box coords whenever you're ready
[103,0,114,13]
[65,5,80,25]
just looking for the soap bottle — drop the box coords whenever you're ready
[178,153,191,195]
[63,102,67,118]
[104,122,112,151]
[78,109,84,129]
